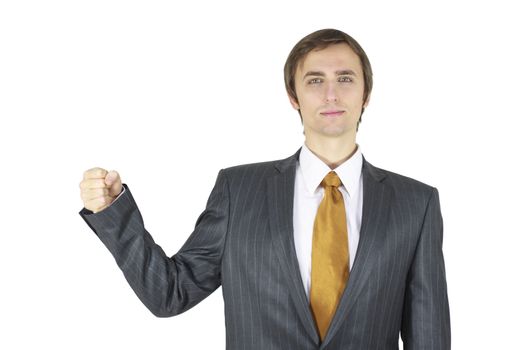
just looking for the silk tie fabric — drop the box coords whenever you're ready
[310,170,350,341]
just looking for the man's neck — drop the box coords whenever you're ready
[305,137,358,170]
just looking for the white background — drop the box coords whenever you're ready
[1,0,524,348]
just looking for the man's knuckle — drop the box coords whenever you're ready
[84,167,108,180]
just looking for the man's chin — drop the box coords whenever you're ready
[319,126,352,138]
[304,124,355,140]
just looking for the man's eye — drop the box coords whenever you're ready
[339,76,354,83]
[308,78,322,84]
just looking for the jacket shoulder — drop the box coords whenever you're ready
[220,150,297,178]
[220,158,283,181]
[366,160,437,199]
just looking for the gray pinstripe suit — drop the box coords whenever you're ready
[79,147,451,349]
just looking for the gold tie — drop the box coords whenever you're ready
[310,171,350,341]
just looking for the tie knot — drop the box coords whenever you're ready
[321,171,342,188]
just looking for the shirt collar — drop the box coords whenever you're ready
[299,142,363,197]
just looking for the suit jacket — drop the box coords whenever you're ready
[79,147,451,349]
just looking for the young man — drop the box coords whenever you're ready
[79,28,451,349]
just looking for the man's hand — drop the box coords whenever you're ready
[79,167,123,213]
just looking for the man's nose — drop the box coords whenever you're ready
[324,81,338,103]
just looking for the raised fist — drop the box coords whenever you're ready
[79,167,123,213]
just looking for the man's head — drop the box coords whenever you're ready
[284,29,373,136]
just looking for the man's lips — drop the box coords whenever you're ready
[320,110,345,116]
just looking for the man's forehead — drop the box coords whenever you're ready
[297,44,361,73]
[302,69,358,80]
[297,53,361,81]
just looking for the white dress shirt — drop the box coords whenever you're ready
[112,143,364,301]
[293,142,364,300]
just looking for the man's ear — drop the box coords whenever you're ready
[288,94,300,110]
[363,95,370,108]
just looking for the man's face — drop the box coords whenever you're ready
[289,43,369,139]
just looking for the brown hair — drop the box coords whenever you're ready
[284,28,373,131]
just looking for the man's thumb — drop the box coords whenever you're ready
[105,170,122,197]
[105,170,119,186]
[105,171,114,184]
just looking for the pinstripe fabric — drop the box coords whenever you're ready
[79,147,450,349]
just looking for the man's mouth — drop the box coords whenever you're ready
[320,110,345,117]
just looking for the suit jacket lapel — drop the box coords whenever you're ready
[320,155,393,348]
[267,149,393,347]
[267,147,320,344]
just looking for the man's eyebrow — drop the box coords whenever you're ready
[303,69,357,80]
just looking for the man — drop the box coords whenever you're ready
[79,28,451,349]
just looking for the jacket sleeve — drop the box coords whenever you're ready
[78,169,230,317]
[401,187,451,349]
